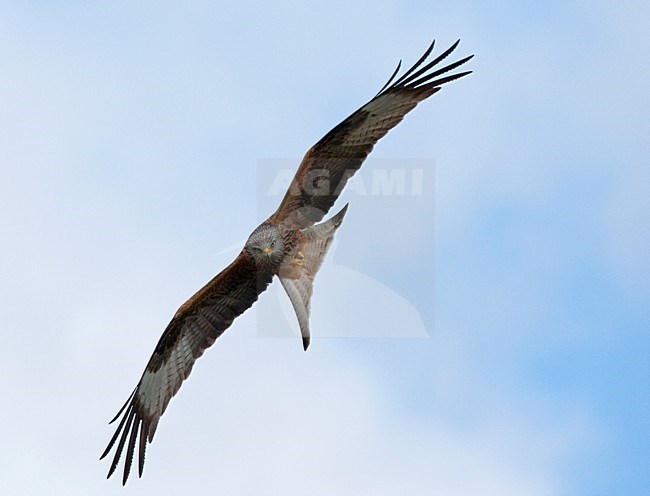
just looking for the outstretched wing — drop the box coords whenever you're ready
[271,40,473,228]
[101,252,273,484]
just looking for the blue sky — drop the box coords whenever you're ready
[1,1,648,495]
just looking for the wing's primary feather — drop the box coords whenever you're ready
[374,59,402,98]
[271,40,473,229]
[391,39,437,88]
[101,252,273,484]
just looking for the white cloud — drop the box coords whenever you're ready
[1,308,591,495]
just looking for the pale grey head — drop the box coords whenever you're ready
[245,222,284,266]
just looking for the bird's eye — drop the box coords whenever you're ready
[270,240,276,248]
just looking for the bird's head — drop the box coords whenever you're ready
[245,222,284,265]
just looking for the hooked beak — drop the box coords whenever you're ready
[263,247,273,255]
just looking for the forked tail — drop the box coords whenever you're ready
[279,204,348,350]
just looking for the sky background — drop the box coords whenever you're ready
[1,1,648,495]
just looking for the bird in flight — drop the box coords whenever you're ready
[101,39,473,484]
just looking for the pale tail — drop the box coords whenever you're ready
[279,204,348,350]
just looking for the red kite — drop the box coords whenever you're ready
[102,39,472,484]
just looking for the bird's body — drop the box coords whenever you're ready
[102,39,473,484]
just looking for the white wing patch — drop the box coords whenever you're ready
[137,331,195,440]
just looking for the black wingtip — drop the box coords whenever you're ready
[122,416,140,485]
[101,401,133,461]
[138,421,148,478]
[302,335,310,351]
[374,38,472,96]
[374,59,403,98]
[392,39,437,88]
[108,388,136,424]
[107,409,136,481]
[424,70,473,89]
